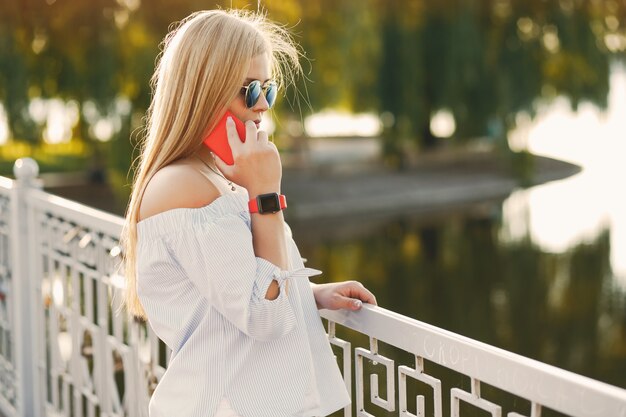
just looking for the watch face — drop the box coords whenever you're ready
[258,193,280,213]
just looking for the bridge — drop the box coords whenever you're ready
[1,158,625,417]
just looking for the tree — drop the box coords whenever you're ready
[1,0,623,171]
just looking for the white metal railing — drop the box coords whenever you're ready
[0,157,625,417]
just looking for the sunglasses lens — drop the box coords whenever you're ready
[265,83,277,109]
[244,80,278,108]
[245,80,262,108]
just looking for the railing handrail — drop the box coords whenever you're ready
[321,305,626,417]
[0,175,13,190]
[26,187,125,235]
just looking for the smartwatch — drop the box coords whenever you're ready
[248,193,287,214]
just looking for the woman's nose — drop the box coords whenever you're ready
[252,92,270,112]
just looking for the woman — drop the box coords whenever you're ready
[121,9,377,417]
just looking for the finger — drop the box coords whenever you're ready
[257,129,269,144]
[336,295,363,311]
[344,283,377,306]
[213,154,234,179]
[225,117,244,153]
[243,120,257,147]
[359,289,377,306]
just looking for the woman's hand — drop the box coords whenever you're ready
[311,281,377,311]
[215,117,282,196]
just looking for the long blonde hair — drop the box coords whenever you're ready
[120,9,302,319]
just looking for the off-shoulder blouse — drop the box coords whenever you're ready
[136,191,350,417]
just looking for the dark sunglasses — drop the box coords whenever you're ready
[241,79,278,109]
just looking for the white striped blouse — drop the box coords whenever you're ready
[136,190,350,417]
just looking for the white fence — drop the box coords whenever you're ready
[0,158,625,417]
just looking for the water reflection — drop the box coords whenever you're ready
[292,67,626,392]
[294,201,625,391]
[509,64,626,289]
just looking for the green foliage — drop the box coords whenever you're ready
[0,140,90,176]
[0,0,624,174]
[373,0,619,154]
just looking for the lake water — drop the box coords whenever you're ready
[291,66,626,393]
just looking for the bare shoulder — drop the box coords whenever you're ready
[139,161,220,221]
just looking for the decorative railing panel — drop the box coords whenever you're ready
[0,179,17,417]
[0,158,625,417]
[319,306,626,417]
[25,187,171,417]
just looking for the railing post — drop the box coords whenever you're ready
[10,158,43,417]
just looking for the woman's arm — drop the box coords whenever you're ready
[216,118,289,301]
[249,207,289,300]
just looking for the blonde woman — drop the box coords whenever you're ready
[121,9,377,417]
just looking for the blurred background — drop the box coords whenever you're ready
[1,0,625,395]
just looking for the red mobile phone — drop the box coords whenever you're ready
[203,111,246,165]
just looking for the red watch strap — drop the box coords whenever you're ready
[248,194,287,213]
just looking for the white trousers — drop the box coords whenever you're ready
[213,397,243,417]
